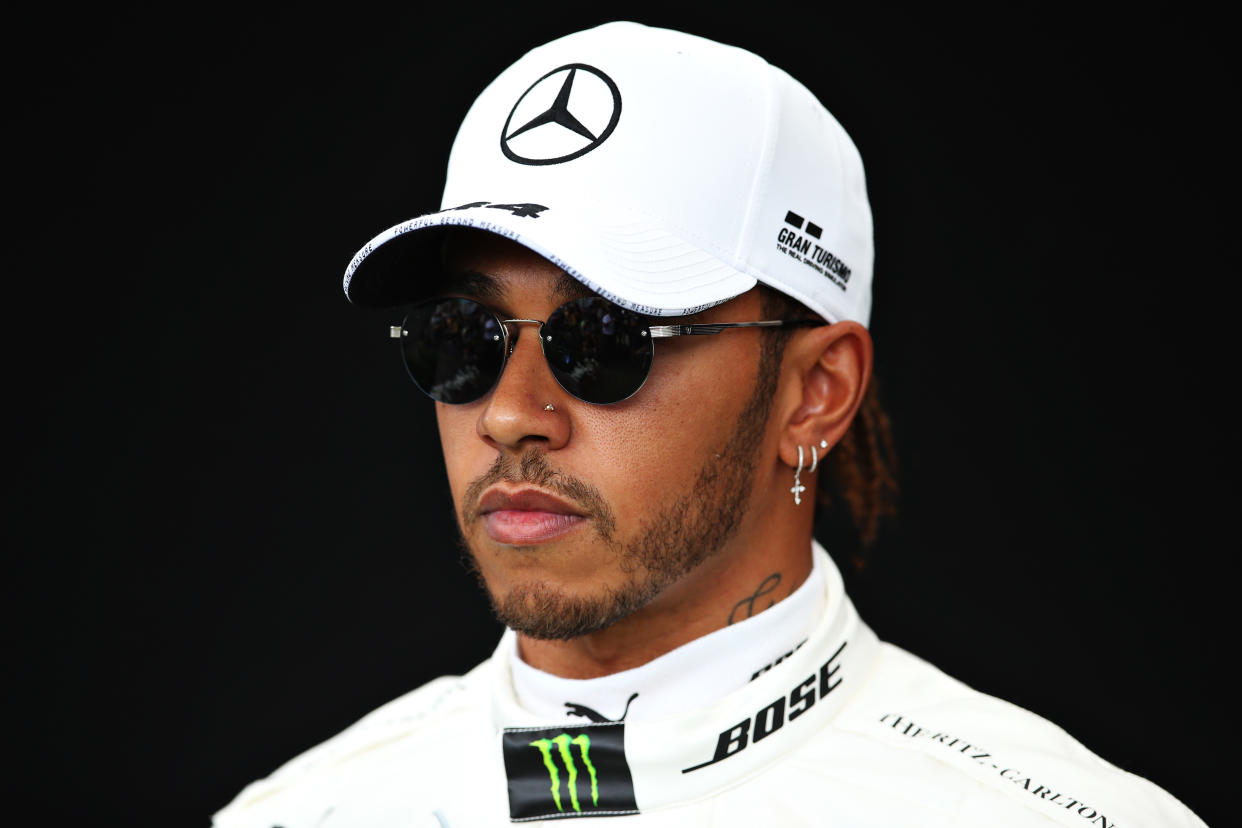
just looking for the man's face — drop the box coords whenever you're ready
[436,232,782,640]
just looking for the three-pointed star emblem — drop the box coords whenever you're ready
[506,68,598,142]
[501,63,622,165]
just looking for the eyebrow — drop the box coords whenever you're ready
[438,269,595,306]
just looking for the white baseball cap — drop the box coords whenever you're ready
[343,21,874,325]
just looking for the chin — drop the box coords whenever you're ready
[488,577,655,641]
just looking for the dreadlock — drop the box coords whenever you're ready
[757,285,899,557]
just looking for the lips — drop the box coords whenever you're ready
[478,487,587,545]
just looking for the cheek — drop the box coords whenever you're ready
[642,336,762,434]
[435,404,485,511]
[574,340,762,514]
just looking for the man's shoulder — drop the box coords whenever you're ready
[818,641,1205,827]
[212,660,495,827]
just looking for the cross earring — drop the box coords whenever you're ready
[791,445,806,506]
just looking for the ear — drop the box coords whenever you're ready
[777,321,873,469]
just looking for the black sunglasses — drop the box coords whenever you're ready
[390,296,824,405]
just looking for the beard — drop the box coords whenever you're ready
[456,365,778,641]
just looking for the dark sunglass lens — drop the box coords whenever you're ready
[400,299,505,404]
[544,298,653,404]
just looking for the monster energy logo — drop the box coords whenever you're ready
[529,733,599,812]
[503,722,638,820]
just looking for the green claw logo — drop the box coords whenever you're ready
[529,733,600,812]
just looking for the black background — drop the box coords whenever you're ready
[10,5,1232,825]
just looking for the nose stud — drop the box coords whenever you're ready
[544,403,556,412]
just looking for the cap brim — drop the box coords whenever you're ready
[343,202,757,317]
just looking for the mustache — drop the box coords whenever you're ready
[461,451,615,538]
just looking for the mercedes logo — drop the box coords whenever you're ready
[500,63,622,166]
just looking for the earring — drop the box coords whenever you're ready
[790,445,806,506]
[819,439,828,449]
[808,444,819,473]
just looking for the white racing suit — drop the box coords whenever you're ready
[214,545,1205,826]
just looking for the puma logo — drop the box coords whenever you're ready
[564,692,639,723]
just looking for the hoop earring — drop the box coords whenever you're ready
[790,445,806,506]
[808,444,819,473]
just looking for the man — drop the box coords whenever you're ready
[215,22,1204,826]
